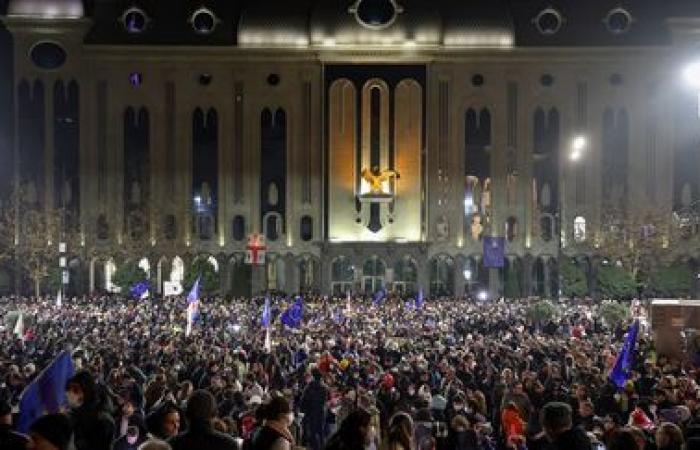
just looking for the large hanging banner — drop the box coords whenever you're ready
[483,236,506,268]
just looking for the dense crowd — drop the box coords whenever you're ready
[0,294,694,450]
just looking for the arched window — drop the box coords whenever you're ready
[430,256,454,296]
[138,257,150,278]
[164,215,176,240]
[232,215,246,241]
[207,255,219,273]
[506,216,518,242]
[394,257,418,295]
[574,216,586,243]
[97,214,109,240]
[170,256,184,284]
[300,216,313,242]
[197,214,214,240]
[105,259,117,293]
[264,213,282,241]
[331,257,355,296]
[540,215,554,242]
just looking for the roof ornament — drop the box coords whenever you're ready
[348,0,404,30]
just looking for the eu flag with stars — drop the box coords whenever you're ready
[280,297,303,328]
[130,280,150,299]
[18,350,74,432]
[415,287,424,309]
[483,236,505,268]
[609,320,640,389]
[262,295,271,328]
[373,287,386,306]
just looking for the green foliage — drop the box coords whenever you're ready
[647,264,692,298]
[504,267,521,299]
[561,259,589,298]
[528,299,557,324]
[599,301,630,327]
[184,257,220,294]
[596,265,637,299]
[112,262,148,293]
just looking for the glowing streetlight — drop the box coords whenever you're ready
[572,135,587,152]
[683,61,700,89]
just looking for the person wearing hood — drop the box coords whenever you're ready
[168,390,236,450]
[251,394,296,450]
[539,402,591,450]
[66,370,116,450]
[27,413,73,450]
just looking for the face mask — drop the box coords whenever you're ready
[127,435,138,445]
[66,392,82,409]
[454,403,464,411]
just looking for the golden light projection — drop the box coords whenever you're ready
[360,167,400,195]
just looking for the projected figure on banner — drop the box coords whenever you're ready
[361,166,400,194]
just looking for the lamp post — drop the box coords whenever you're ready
[559,134,587,299]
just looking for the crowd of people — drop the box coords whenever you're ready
[0,293,695,450]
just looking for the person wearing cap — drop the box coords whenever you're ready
[169,390,237,450]
[27,413,73,450]
[0,399,28,450]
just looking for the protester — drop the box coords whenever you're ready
[169,390,237,450]
[0,399,28,450]
[0,293,683,450]
[27,413,73,450]
[251,394,296,450]
[325,408,375,450]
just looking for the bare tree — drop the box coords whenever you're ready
[0,187,80,297]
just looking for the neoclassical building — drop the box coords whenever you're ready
[2,0,700,297]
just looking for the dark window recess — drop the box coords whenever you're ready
[199,74,212,86]
[164,215,176,240]
[471,74,485,87]
[192,9,217,34]
[266,215,279,241]
[197,214,214,240]
[267,74,280,86]
[30,42,67,70]
[232,215,246,241]
[540,216,553,242]
[609,73,623,86]
[540,74,554,87]
[97,215,109,240]
[300,216,313,242]
[355,0,397,28]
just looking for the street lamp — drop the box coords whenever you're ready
[559,134,587,298]
[683,60,700,118]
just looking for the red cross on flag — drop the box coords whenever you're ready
[245,233,267,265]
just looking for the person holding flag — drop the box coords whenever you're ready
[186,275,201,337]
[262,294,272,351]
[609,320,640,389]
[415,287,424,310]
[373,287,386,306]
[17,350,75,433]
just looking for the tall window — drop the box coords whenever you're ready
[574,216,586,243]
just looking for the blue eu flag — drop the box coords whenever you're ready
[415,287,425,309]
[609,320,640,388]
[483,236,505,268]
[18,350,75,432]
[280,297,303,328]
[262,295,271,328]
[130,280,150,299]
[373,288,386,306]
